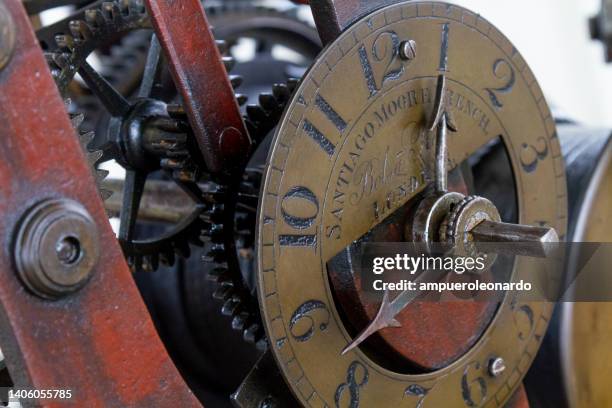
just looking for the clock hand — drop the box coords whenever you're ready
[341,75,456,356]
[340,75,560,356]
[340,268,446,356]
[428,74,457,194]
[340,221,558,356]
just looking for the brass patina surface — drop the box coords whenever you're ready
[257,2,567,406]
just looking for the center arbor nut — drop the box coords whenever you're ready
[440,195,501,261]
[14,199,100,300]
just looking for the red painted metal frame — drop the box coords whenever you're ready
[145,0,251,176]
[0,2,200,406]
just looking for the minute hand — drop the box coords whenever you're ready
[341,269,446,355]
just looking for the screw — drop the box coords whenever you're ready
[399,40,417,61]
[56,237,82,265]
[488,357,506,377]
[0,2,16,71]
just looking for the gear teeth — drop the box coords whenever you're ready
[287,78,300,93]
[102,2,122,21]
[206,243,226,263]
[259,93,280,111]
[229,75,243,89]
[73,113,112,201]
[68,20,93,43]
[213,282,234,300]
[243,324,262,344]
[128,255,141,273]
[216,39,229,54]
[235,94,248,106]
[85,9,106,28]
[255,338,268,352]
[207,267,228,283]
[159,250,175,266]
[99,188,113,202]
[246,105,269,123]
[232,312,249,332]
[142,255,160,273]
[222,296,242,316]
[71,113,85,129]
[222,56,236,71]
[201,223,224,242]
[272,83,291,104]
[200,205,224,224]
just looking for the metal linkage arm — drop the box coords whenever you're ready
[0,2,200,406]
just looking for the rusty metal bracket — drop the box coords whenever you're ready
[0,1,200,406]
[145,0,251,177]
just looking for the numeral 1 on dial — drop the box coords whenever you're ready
[438,23,450,72]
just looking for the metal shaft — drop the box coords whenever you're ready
[103,179,195,223]
[471,220,559,258]
[435,113,448,192]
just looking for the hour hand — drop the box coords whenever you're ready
[340,269,446,356]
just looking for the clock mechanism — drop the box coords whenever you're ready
[256,3,564,406]
[0,1,608,408]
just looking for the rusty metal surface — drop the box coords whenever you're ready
[308,0,402,44]
[145,0,251,176]
[0,2,200,406]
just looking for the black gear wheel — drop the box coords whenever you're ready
[201,79,300,348]
[41,0,317,349]
[70,104,112,200]
[41,0,240,272]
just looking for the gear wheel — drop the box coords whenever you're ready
[42,0,316,347]
[71,107,112,200]
[41,0,236,272]
[202,79,301,348]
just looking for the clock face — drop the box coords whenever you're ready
[256,1,566,407]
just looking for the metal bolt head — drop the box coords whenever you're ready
[488,357,506,377]
[399,40,417,61]
[55,237,82,265]
[14,199,99,300]
[0,2,16,71]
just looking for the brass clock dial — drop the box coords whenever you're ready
[256,1,567,407]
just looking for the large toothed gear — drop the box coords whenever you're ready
[40,0,238,272]
[202,79,301,348]
[70,106,112,201]
[40,0,315,348]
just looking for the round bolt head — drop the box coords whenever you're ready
[488,357,506,377]
[56,236,82,265]
[0,2,16,71]
[400,40,417,61]
[14,199,99,300]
